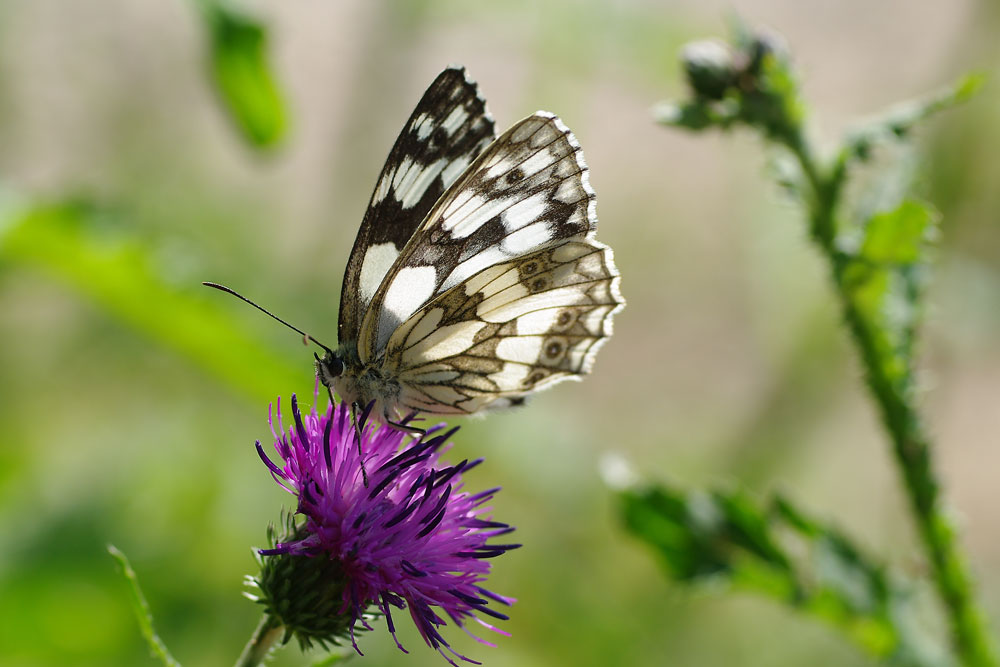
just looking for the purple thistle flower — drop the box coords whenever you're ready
[251,393,518,666]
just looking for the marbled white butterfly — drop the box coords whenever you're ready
[207,66,623,430]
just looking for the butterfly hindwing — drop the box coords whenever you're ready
[358,112,603,363]
[384,239,622,414]
[337,66,496,345]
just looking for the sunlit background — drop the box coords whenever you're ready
[2,1,999,665]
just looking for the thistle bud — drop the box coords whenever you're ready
[681,39,736,100]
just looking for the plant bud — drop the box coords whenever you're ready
[681,39,736,100]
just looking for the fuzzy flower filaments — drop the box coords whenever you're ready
[249,395,518,665]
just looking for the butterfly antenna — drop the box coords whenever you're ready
[202,282,336,354]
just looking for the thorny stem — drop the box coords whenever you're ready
[234,615,283,667]
[782,124,998,667]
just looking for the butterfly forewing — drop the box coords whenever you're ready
[358,112,605,362]
[337,66,496,346]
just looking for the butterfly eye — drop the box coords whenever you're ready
[326,355,345,378]
[316,352,345,383]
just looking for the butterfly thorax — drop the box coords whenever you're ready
[317,344,402,419]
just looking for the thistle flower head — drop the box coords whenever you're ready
[251,394,518,666]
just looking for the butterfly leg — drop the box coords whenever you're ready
[349,401,370,488]
[385,418,426,438]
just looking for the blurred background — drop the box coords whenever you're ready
[1,0,998,665]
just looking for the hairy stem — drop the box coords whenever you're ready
[234,615,283,667]
[784,129,997,667]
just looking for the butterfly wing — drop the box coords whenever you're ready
[385,239,622,414]
[337,66,496,346]
[358,112,624,413]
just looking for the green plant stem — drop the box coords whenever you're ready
[108,545,182,667]
[235,615,284,667]
[783,129,998,667]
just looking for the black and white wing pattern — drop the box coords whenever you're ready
[337,66,496,346]
[355,112,624,413]
[386,239,621,414]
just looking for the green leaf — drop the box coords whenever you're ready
[107,545,181,667]
[0,198,304,403]
[859,200,933,265]
[200,0,288,149]
[618,482,947,666]
[839,200,938,394]
[619,484,792,586]
[843,73,985,163]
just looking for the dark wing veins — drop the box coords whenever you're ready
[337,66,497,345]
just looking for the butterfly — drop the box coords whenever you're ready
[207,66,623,432]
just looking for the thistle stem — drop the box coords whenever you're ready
[235,615,283,667]
[784,128,998,667]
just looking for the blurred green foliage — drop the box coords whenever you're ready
[620,482,946,666]
[198,0,288,149]
[843,74,984,165]
[0,198,302,402]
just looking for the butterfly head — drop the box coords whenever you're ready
[315,350,345,388]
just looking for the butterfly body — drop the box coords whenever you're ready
[317,344,402,421]
[314,66,623,422]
